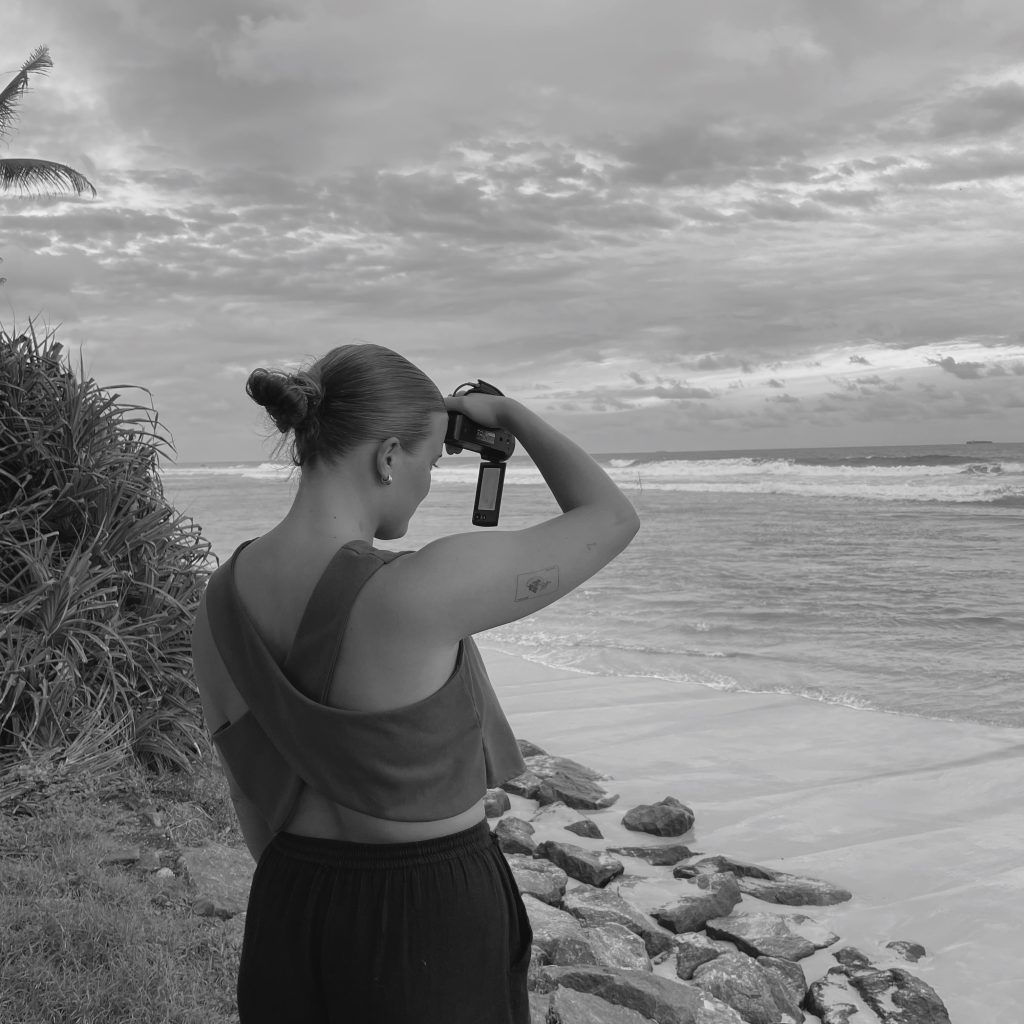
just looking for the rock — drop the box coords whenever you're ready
[522,894,598,967]
[521,754,619,810]
[508,854,569,906]
[674,933,734,980]
[622,797,695,837]
[528,990,550,1024]
[537,840,624,888]
[518,738,549,758]
[584,923,653,973]
[98,845,141,866]
[756,955,807,1009]
[154,867,175,882]
[736,873,851,907]
[693,951,803,1024]
[673,855,851,906]
[807,965,952,1024]
[653,874,742,934]
[706,912,839,961]
[503,769,544,799]
[535,965,746,1024]
[485,788,512,817]
[178,842,253,920]
[566,818,603,839]
[673,856,775,881]
[850,967,952,1023]
[525,754,609,782]
[531,801,604,839]
[562,886,676,958]
[833,946,874,971]
[495,816,538,856]
[885,940,927,963]
[549,986,655,1023]
[607,843,701,866]
[537,773,619,812]
[804,970,861,1024]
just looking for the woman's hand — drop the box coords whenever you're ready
[444,392,517,432]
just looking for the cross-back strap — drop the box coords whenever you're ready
[282,540,406,701]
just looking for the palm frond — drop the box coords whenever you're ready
[0,45,52,141]
[0,158,96,197]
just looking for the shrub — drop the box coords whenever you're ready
[0,320,213,794]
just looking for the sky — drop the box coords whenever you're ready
[2,0,1023,462]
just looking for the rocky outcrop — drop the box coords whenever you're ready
[507,854,568,906]
[495,815,538,855]
[692,952,803,1024]
[535,965,746,1024]
[523,894,599,967]
[562,886,676,958]
[546,986,656,1023]
[503,770,544,798]
[484,787,511,818]
[705,912,839,961]
[178,842,253,919]
[536,840,624,887]
[757,955,807,1009]
[674,933,735,980]
[622,797,695,837]
[517,738,549,758]
[673,854,852,906]
[805,964,952,1024]
[585,923,652,973]
[607,843,701,866]
[531,800,603,839]
[652,873,742,934]
[494,739,952,1024]
[885,940,927,963]
[505,755,619,810]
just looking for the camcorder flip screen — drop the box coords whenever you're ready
[472,462,506,527]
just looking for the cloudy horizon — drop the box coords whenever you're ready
[3,1,1023,462]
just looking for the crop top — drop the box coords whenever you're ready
[191,538,526,831]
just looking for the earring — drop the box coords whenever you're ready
[380,473,393,486]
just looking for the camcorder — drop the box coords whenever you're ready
[445,380,515,527]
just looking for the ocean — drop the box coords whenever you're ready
[163,442,1024,729]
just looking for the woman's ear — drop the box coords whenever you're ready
[375,436,402,480]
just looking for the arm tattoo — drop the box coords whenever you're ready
[514,566,559,602]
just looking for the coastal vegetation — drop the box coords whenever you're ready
[0,323,244,1019]
[0,322,213,791]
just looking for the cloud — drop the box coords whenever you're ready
[6,0,1024,458]
[929,80,1024,139]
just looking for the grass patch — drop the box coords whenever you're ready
[0,761,246,1023]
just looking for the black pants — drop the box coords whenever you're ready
[237,821,532,1023]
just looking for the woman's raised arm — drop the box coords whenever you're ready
[385,395,640,641]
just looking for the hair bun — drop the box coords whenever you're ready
[246,368,323,433]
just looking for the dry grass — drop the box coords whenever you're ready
[0,760,246,1024]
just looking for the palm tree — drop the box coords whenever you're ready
[0,45,96,197]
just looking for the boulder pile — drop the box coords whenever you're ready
[500,740,951,1024]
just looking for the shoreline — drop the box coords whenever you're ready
[481,645,1024,1020]
[480,640,1024,731]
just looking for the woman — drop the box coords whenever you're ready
[191,343,639,1023]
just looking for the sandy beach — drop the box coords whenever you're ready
[482,647,1024,1022]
